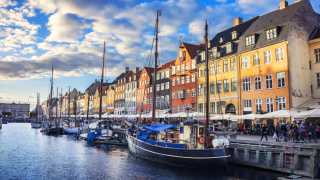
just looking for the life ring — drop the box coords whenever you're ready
[198,137,205,144]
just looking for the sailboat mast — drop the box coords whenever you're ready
[99,42,106,121]
[36,92,40,121]
[49,65,54,120]
[204,20,210,148]
[152,10,160,122]
[59,88,62,120]
[56,87,58,118]
[68,87,70,119]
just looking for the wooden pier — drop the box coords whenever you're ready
[229,138,320,178]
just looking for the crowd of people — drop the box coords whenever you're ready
[237,121,320,143]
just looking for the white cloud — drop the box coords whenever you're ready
[46,12,90,43]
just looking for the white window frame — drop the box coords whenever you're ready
[277,72,285,88]
[264,50,271,64]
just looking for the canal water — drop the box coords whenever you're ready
[0,123,282,180]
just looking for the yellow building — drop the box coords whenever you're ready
[197,0,320,125]
[197,17,257,115]
[309,29,320,98]
[103,84,115,114]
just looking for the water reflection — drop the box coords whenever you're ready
[0,123,281,180]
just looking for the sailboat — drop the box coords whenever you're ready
[86,42,127,146]
[41,66,63,135]
[126,12,230,166]
[31,93,42,129]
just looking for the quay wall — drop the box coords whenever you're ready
[229,139,320,178]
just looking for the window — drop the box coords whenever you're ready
[231,79,237,91]
[317,73,320,88]
[186,76,190,83]
[181,76,185,84]
[223,60,229,72]
[176,76,180,84]
[277,96,286,110]
[266,75,272,89]
[243,77,251,91]
[165,82,169,89]
[166,70,170,78]
[256,99,262,113]
[210,102,215,113]
[255,76,261,90]
[275,48,284,62]
[191,74,195,82]
[230,57,236,71]
[243,99,252,108]
[246,35,255,46]
[226,43,232,54]
[232,31,237,40]
[172,79,175,86]
[253,54,260,65]
[314,48,320,63]
[209,83,215,94]
[241,56,249,69]
[198,84,204,95]
[266,28,277,40]
[172,66,175,75]
[191,89,196,97]
[266,97,274,112]
[277,72,285,88]
[156,73,160,80]
[264,50,271,64]
[192,60,196,69]
[217,81,222,93]
[198,103,203,113]
[223,80,229,92]
[156,84,160,91]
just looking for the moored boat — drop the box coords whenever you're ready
[31,122,42,129]
[127,123,230,166]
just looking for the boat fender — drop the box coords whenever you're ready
[198,137,205,144]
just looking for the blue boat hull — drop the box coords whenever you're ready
[127,134,230,167]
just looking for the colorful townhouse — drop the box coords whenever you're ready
[171,42,202,113]
[136,67,154,114]
[156,60,175,111]
[103,83,115,114]
[124,68,139,115]
[197,17,257,115]
[237,0,320,118]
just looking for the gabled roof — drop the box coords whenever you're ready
[180,42,204,59]
[239,0,320,51]
[85,81,100,95]
[210,17,259,47]
[158,59,175,70]
[309,27,320,40]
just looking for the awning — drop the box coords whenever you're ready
[144,124,176,133]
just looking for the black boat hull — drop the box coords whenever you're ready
[127,135,230,167]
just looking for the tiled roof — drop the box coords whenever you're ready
[309,27,320,40]
[158,60,175,70]
[181,42,204,59]
[239,0,320,51]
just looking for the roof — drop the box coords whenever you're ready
[143,123,176,133]
[309,27,320,40]
[85,81,100,95]
[158,60,175,70]
[210,17,259,47]
[181,42,204,59]
[239,0,320,51]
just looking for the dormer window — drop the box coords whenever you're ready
[226,43,232,54]
[212,47,218,58]
[219,37,223,43]
[266,28,278,40]
[232,31,237,40]
[245,35,256,47]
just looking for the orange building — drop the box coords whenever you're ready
[136,67,153,114]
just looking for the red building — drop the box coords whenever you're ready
[171,42,203,113]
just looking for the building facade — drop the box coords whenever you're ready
[156,60,175,111]
[171,42,201,113]
[137,67,153,114]
[0,103,30,118]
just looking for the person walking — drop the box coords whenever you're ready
[275,123,280,142]
[261,124,268,142]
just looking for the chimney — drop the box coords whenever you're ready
[279,0,288,10]
[232,17,242,27]
[125,67,129,73]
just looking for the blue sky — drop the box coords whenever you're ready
[0,0,319,108]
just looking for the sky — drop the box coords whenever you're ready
[0,0,319,108]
